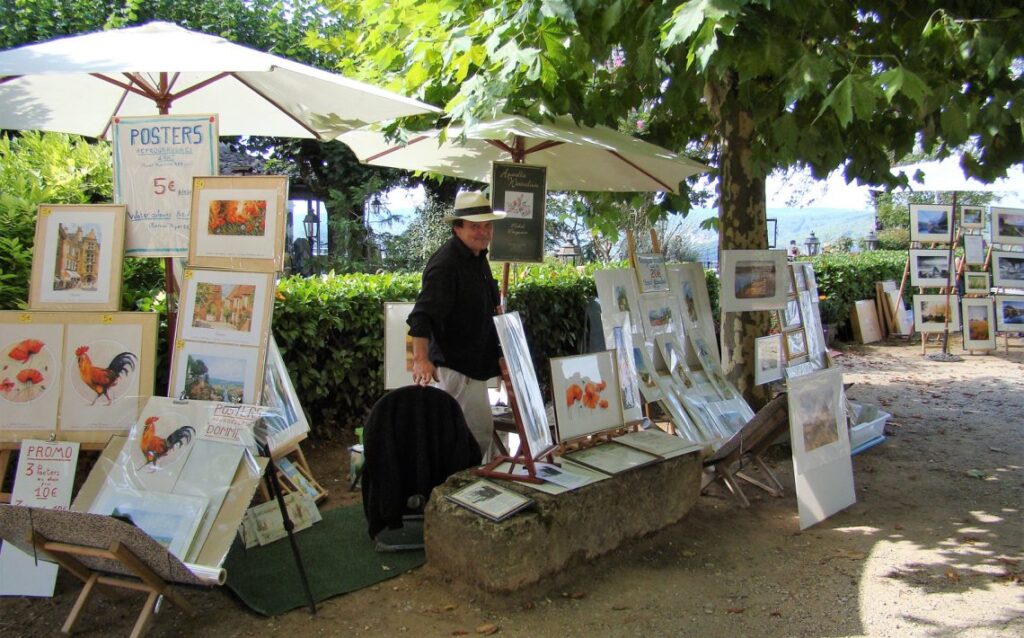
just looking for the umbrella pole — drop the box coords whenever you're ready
[498,138,528,311]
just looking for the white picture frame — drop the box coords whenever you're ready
[994,295,1024,332]
[550,351,624,442]
[169,339,263,404]
[992,251,1024,289]
[444,479,534,522]
[910,203,954,243]
[638,291,681,338]
[600,312,644,422]
[960,205,985,230]
[595,269,643,332]
[909,249,953,288]
[177,268,275,347]
[991,207,1024,246]
[493,312,555,460]
[913,294,961,333]
[963,271,991,295]
[963,234,986,265]
[383,302,416,389]
[720,249,789,312]
[961,298,996,350]
[754,334,784,385]
[666,263,719,364]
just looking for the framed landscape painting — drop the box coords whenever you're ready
[29,204,126,311]
[961,298,996,350]
[169,340,263,404]
[177,268,275,348]
[960,205,985,230]
[550,351,624,442]
[720,249,788,312]
[189,175,288,272]
[910,204,954,243]
[992,251,1024,289]
[994,295,1024,332]
[638,291,680,338]
[991,207,1024,246]
[963,271,991,295]
[909,249,953,288]
[384,302,415,389]
[913,294,961,332]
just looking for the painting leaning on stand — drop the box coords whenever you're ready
[407,191,506,461]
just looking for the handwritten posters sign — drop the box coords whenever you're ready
[489,162,547,263]
[0,439,79,597]
[112,114,219,257]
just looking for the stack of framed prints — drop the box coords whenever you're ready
[777,263,829,378]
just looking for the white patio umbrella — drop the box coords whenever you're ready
[340,114,709,193]
[0,21,438,138]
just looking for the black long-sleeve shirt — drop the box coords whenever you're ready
[407,235,502,381]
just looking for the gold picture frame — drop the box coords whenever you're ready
[176,268,276,348]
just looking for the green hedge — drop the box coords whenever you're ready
[803,250,908,327]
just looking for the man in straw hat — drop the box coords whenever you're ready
[407,191,506,460]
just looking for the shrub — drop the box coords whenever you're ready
[803,250,907,327]
[875,227,910,251]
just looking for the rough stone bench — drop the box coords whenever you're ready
[423,450,703,593]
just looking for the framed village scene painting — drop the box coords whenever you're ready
[550,351,624,443]
[991,207,1024,246]
[720,250,788,312]
[0,316,64,442]
[910,204,954,243]
[384,302,415,389]
[909,249,953,288]
[177,268,275,348]
[170,340,264,405]
[994,295,1024,332]
[992,251,1024,289]
[29,204,126,311]
[189,175,288,272]
[913,294,961,333]
[961,298,996,350]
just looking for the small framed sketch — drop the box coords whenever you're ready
[909,249,952,288]
[384,302,415,389]
[632,339,663,403]
[784,329,809,361]
[963,234,986,265]
[910,204,954,243]
[632,252,669,293]
[782,298,803,330]
[550,351,624,442]
[991,207,1024,246]
[594,268,643,331]
[29,204,127,311]
[961,298,996,350]
[994,295,1024,332]
[720,249,788,312]
[170,340,264,404]
[960,205,985,230]
[963,271,991,295]
[754,334,784,385]
[600,312,644,423]
[445,479,533,522]
[189,175,289,272]
[177,268,275,347]
[913,295,961,332]
[992,251,1024,289]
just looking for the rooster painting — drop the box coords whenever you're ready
[75,346,137,405]
[139,416,195,469]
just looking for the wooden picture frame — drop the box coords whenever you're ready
[910,203,954,243]
[599,312,644,423]
[632,252,669,293]
[959,205,985,230]
[913,294,961,332]
[550,351,624,443]
[754,334,784,386]
[383,302,415,389]
[720,249,788,312]
[992,251,1024,289]
[29,204,126,311]
[909,249,953,288]
[994,295,1024,332]
[991,207,1024,246]
[169,339,265,404]
[783,328,809,361]
[963,271,991,295]
[782,297,803,330]
[188,175,288,272]
[177,268,275,348]
[961,298,996,350]
[595,268,643,334]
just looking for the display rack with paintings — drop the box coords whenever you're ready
[777,263,830,379]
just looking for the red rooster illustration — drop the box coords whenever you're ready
[75,346,137,405]
[139,416,196,469]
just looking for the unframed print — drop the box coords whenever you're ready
[29,204,126,311]
[595,269,643,332]
[638,291,680,338]
[910,203,954,243]
[177,269,274,348]
[666,264,720,364]
[494,312,555,459]
[600,312,644,422]
[913,295,961,332]
[189,175,288,272]
[550,351,624,442]
[720,250,788,312]
[991,207,1024,246]
[384,302,416,389]
[170,340,263,404]
[992,251,1024,289]
[754,334,784,385]
[961,298,996,350]
[994,295,1024,332]
[633,253,669,293]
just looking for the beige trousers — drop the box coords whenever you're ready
[436,367,494,463]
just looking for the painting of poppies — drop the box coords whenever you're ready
[189,175,288,272]
[550,351,623,442]
[0,321,64,439]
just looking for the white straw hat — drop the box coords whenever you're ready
[444,191,506,223]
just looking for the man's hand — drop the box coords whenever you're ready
[410,336,437,386]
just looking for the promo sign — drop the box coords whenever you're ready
[489,162,547,263]
[112,114,219,257]
[0,439,79,597]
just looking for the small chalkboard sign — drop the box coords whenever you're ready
[489,162,547,263]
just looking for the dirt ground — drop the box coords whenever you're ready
[2,336,1022,637]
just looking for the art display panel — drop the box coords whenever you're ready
[638,291,681,338]
[169,339,264,404]
[909,249,953,288]
[992,251,1024,289]
[599,312,644,423]
[961,298,996,350]
[494,312,555,459]
[991,207,1024,246]
[719,249,788,312]
[754,334,784,386]
[29,204,126,311]
[550,351,624,442]
[177,268,275,348]
[188,175,288,272]
[913,295,961,332]
[963,271,991,295]
[909,203,954,243]
[383,302,416,389]
[994,295,1024,332]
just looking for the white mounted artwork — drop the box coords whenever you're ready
[383,302,416,389]
[720,250,788,312]
[754,334,784,385]
[550,351,624,442]
[600,312,644,422]
[961,298,996,350]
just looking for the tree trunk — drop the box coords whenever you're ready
[713,79,771,409]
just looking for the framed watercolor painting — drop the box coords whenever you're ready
[990,207,1024,246]
[29,204,126,311]
[169,339,264,404]
[909,204,954,243]
[666,263,720,364]
[262,336,311,452]
[909,249,953,288]
[383,302,415,389]
[550,351,624,442]
[632,252,669,293]
[913,294,961,333]
[959,205,985,230]
[961,298,996,350]
[494,312,555,460]
[595,268,643,331]
[994,295,1024,332]
[963,271,991,295]
[188,175,288,272]
[754,334,784,386]
[88,487,209,561]
[0,317,64,442]
[992,251,1024,289]
[720,249,788,312]
[177,268,275,348]
[600,312,644,423]
[638,291,680,338]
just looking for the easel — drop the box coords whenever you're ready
[474,358,556,484]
